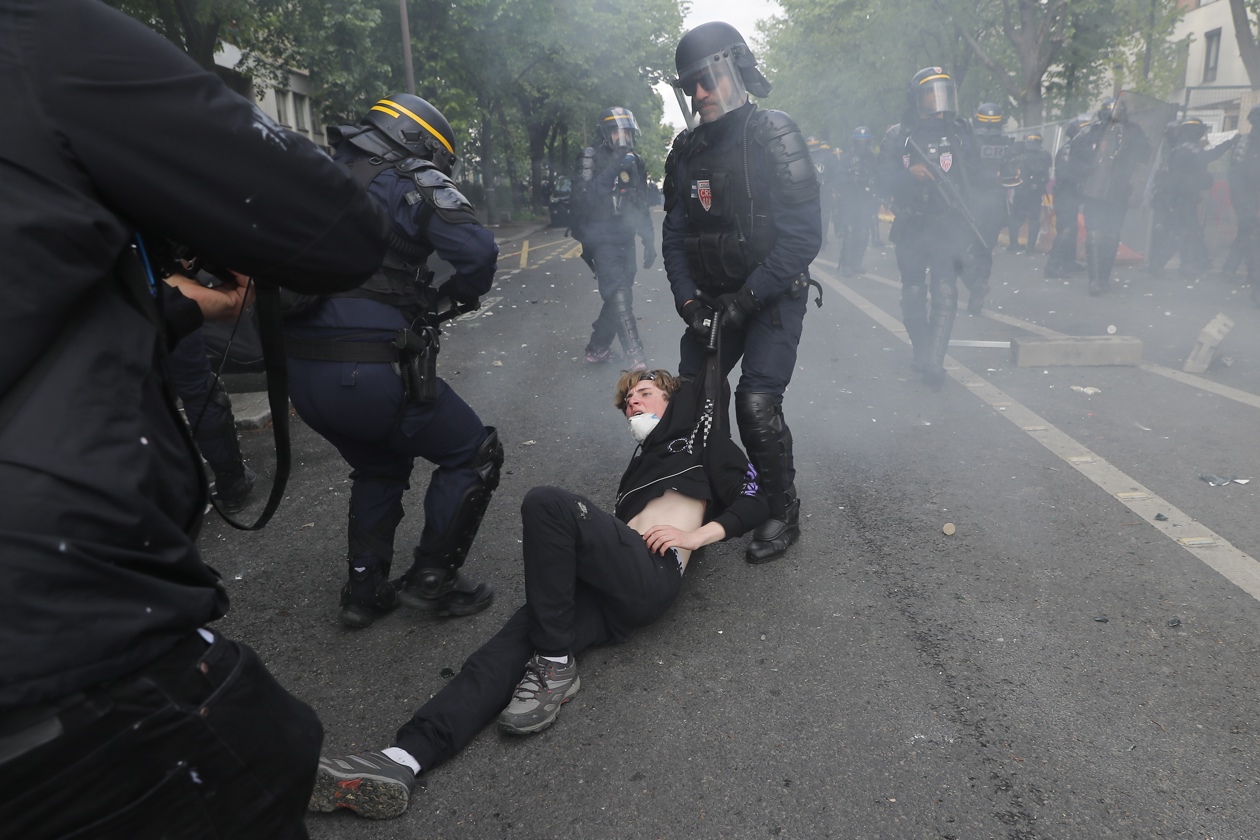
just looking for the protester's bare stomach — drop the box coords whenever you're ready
[627,490,706,572]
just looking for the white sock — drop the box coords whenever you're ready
[541,654,571,665]
[382,747,421,775]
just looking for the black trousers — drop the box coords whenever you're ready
[1047,185,1081,269]
[393,487,681,772]
[587,241,638,351]
[0,635,322,839]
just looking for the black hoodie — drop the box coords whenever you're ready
[614,378,768,539]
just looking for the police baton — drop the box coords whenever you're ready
[705,307,723,355]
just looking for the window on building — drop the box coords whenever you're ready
[1204,28,1221,84]
[293,93,309,132]
[274,89,290,126]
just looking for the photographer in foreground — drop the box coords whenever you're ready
[0,1,387,837]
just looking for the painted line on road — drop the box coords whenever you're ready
[563,244,583,259]
[454,295,503,321]
[847,265,1260,412]
[519,240,530,269]
[813,263,1260,603]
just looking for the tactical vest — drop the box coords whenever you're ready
[894,124,970,215]
[328,156,433,319]
[680,111,777,294]
[974,132,1010,191]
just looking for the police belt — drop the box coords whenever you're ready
[285,332,417,363]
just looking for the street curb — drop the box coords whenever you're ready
[230,391,275,430]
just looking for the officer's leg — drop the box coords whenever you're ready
[394,382,501,617]
[169,331,255,512]
[1097,202,1124,290]
[1083,199,1109,296]
[585,245,618,362]
[736,294,806,564]
[921,239,961,390]
[1181,202,1210,274]
[1025,197,1042,253]
[962,193,1000,312]
[1147,201,1176,275]
[607,246,645,367]
[1224,199,1255,276]
[896,227,931,371]
[1045,192,1071,274]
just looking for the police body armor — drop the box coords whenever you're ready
[975,133,1012,192]
[1078,122,1141,203]
[896,126,969,216]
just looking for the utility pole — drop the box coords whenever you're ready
[399,0,416,94]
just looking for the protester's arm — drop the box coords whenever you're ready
[642,520,726,555]
[40,0,386,293]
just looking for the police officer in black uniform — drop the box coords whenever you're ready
[884,67,982,389]
[1008,133,1052,252]
[572,106,656,369]
[1044,119,1085,278]
[284,95,502,628]
[1066,98,1152,296]
[662,21,822,564]
[1149,118,1236,278]
[836,126,880,275]
[808,136,841,246]
[962,102,1014,313]
[1223,106,1260,295]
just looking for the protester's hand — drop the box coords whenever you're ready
[642,241,657,270]
[163,273,254,321]
[642,522,723,555]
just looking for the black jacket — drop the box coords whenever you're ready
[0,0,387,708]
[614,379,768,539]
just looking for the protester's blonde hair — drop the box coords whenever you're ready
[613,369,680,412]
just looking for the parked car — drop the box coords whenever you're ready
[548,176,572,228]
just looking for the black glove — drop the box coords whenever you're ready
[642,241,657,270]
[681,299,716,342]
[717,285,761,332]
[436,278,478,308]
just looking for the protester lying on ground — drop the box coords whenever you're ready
[308,368,768,820]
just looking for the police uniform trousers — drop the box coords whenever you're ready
[168,329,243,486]
[1046,184,1082,272]
[1082,197,1127,290]
[1224,188,1260,276]
[837,194,874,272]
[586,241,640,353]
[1149,193,1209,275]
[0,633,322,840]
[1009,187,1044,251]
[962,188,1007,300]
[287,357,487,571]
[392,487,681,771]
[896,217,964,374]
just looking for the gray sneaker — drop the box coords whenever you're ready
[497,654,581,735]
[307,750,415,820]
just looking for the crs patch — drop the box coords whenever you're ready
[939,152,953,172]
[691,179,713,211]
[902,154,911,168]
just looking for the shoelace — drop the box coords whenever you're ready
[513,661,548,700]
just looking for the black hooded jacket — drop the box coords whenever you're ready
[614,379,767,539]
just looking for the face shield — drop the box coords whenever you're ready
[601,112,639,150]
[916,76,958,119]
[672,52,749,125]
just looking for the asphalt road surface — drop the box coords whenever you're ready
[203,215,1260,839]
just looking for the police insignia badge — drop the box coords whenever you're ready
[902,154,911,168]
[697,179,712,212]
[939,152,953,173]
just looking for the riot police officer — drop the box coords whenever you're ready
[836,126,879,275]
[572,107,656,369]
[1044,119,1085,278]
[962,101,1015,313]
[1149,118,1236,278]
[663,21,822,564]
[808,136,841,246]
[884,67,982,389]
[284,94,502,628]
[1008,133,1052,252]
[1066,97,1151,296]
[1223,105,1260,296]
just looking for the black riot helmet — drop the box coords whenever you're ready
[1097,97,1127,124]
[909,67,958,121]
[359,93,458,174]
[672,22,772,124]
[598,106,639,151]
[1178,117,1208,144]
[1025,132,1043,151]
[852,125,873,152]
[974,102,1005,135]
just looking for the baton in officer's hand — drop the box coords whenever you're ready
[705,308,723,355]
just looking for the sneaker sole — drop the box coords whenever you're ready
[497,675,581,735]
[308,767,410,820]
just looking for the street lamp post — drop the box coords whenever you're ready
[399,0,416,94]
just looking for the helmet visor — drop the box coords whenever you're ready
[916,76,957,118]
[672,53,748,123]
[601,112,639,149]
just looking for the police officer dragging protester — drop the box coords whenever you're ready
[961,102,1015,313]
[884,67,983,389]
[836,126,879,275]
[663,21,822,564]
[572,107,656,369]
[1008,133,1052,253]
[1149,118,1236,278]
[284,94,503,628]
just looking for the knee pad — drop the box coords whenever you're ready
[417,426,502,570]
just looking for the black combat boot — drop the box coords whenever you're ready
[737,393,801,564]
[398,562,494,616]
[339,563,399,629]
